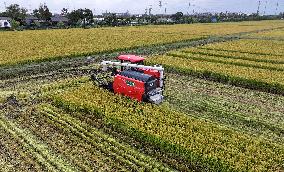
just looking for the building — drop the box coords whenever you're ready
[102,12,131,18]
[0,17,11,28]
[25,16,39,26]
[51,16,69,25]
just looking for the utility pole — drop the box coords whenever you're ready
[257,0,261,15]
[149,8,152,15]
[188,2,191,15]
[149,5,152,15]
[145,8,148,15]
[275,2,279,15]
[159,1,162,14]
[263,1,267,15]
[189,1,196,15]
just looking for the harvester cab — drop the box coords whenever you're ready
[118,54,145,65]
[91,55,165,104]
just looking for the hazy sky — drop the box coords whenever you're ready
[0,0,283,15]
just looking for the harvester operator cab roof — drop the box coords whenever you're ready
[118,55,145,65]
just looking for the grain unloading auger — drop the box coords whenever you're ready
[91,55,165,104]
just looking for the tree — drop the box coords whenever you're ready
[82,8,94,25]
[61,8,69,16]
[5,4,27,22]
[280,12,284,19]
[33,4,52,23]
[171,12,183,23]
[104,14,118,26]
[68,9,84,26]
[11,19,20,30]
[0,12,8,17]
[57,21,65,28]
[67,9,93,27]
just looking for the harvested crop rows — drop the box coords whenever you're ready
[0,95,173,171]
[1,20,284,172]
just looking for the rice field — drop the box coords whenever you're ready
[0,20,284,172]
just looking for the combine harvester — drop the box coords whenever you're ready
[91,55,165,104]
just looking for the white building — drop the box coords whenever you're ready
[0,17,11,28]
[0,20,11,28]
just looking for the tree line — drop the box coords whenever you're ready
[0,3,283,30]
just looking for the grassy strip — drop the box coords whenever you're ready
[147,56,284,95]
[47,82,284,171]
[182,47,284,64]
[168,51,284,71]
[0,115,78,172]
[39,104,172,172]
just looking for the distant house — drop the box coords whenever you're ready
[211,17,218,23]
[0,17,12,28]
[51,16,69,25]
[94,17,104,22]
[0,17,12,21]
[157,17,174,23]
[25,16,39,26]
[102,12,131,18]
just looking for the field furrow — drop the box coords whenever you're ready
[201,39,284,56]
[17,108,128,171]
[181,47,284,64]
[0,114,78,172]
[168,51,284,71]
[165,73,284,144]
[37,104,172,171]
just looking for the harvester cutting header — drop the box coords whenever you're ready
[91,55,165,104]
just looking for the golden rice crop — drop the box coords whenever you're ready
[181,47,284,64]
[148,55,284,85]
[48,82,284,171]
[246,28,284,39]
[1,20,284,66]
[168,49,284,71]
[202,39,284,56]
